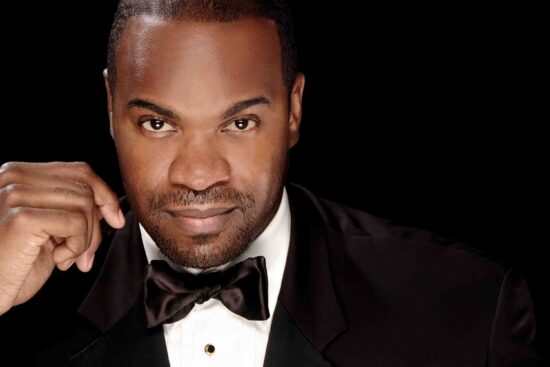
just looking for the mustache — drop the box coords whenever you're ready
[149,186,255,211]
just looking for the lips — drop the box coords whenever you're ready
[165,206,237,235]
[168,207,236,218]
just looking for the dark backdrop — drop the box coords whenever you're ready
[1,1,546,355]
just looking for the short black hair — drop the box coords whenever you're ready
[107,0,297,94]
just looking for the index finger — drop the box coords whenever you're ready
[66,162,125,229]
[7,162,125,229]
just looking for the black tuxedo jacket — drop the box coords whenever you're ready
[0,183,542,366]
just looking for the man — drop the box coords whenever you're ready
[0,0,541,366]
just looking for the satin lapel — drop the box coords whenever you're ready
[78,210,146,332]
[264,302,332,367]
[72,210,170,367]
[69,298,170,367]
[277,184,347,350]
[70,292,170,367]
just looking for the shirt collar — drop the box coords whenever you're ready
[140,186,291,316]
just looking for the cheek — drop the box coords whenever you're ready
[227,126,288,193]
[115,126,173,200]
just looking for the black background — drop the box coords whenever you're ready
[1,1,546,354]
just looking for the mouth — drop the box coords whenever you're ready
[165,206,237,235]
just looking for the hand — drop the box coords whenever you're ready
[0,162,125,315]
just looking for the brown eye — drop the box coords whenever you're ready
[224,118,258,132]
[150,120,164,130]
[234,119,249,130]
[141,119,176,132]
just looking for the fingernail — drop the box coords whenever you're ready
[118,209,125,226]
[87,254,95,271]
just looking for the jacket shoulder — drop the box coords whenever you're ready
[287,183,540,365]
[287,182,506,278]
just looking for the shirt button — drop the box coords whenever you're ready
[204,344,215,356]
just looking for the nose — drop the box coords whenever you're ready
[168,133,230,192]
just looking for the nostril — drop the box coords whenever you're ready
[168,155,231,192]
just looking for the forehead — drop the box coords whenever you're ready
[115,16,284,103]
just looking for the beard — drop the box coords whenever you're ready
[134,185,260,268]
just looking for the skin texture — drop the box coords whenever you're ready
[0,15,304,314]
[106,16,305,268]
[0,162,125,314]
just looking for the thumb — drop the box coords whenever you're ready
[98,203,125,229]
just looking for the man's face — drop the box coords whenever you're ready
[106,16,304,268]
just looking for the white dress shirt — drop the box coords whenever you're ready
[140,186,291,367]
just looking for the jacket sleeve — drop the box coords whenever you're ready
[487,268,542,366]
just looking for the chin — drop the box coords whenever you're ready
[151,224,255,268]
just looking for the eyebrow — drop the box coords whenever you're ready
[127,95,271,121]
[220,96,271,119]
[127,99,178,120]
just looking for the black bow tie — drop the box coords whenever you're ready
[144,256,270,328]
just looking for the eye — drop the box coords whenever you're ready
[224,118,258,132]
[141,119,177,133]
[141,119,173,132]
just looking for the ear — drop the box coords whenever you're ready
[288,72,305,149]
[103,68,115,140]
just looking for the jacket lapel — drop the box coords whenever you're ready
[264,302,332,367]
[263,183,348,366]
[72,210,170,367]
[70,295,170,367]
[78,209,146,332]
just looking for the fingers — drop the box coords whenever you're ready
[75,210,102,272]
[0,184,96,249]
[2,207,90,269]
[0,161,122,273]
[0,161,121,311]
[0,161,124,229]
[65,162,125,229]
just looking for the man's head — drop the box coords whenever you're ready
[104,0,305,268]
[107,0,298,97]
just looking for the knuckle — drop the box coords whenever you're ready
[64,217,87,253]
[79,189,95,206]
[66,237,86,255]
[55,183,94,209]
[52,186,77,203]
[0,161,19,172]
[74,182,95,206]
[73,162,93,176]
[53,186,70,195]
[0,184,23,207]
[75,181,94,196]
[0,162,20,186]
